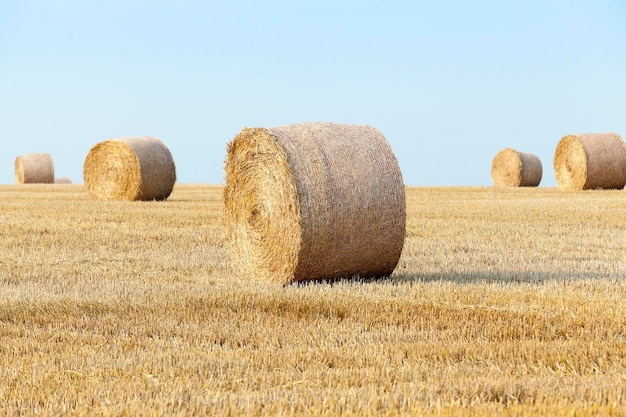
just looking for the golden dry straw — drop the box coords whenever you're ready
[54,177,73,184]
[14,153,54,184]
[554,133,626,190]
[83,136,176,201]
[491,148,542,187]
[224,122,406,285]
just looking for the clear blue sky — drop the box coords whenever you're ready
[1,1,625,186]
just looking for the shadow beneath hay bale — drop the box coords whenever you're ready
[293,275,384,288]
[292,270,624,287]
[391,270,624,284]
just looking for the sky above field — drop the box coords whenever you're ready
[1,1,625,186]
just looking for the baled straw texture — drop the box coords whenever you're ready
[224,122,406,285]
[491,148,542,187]
[14,153,54,184]
[83,136,176,201]
[554,133,626,190]
[54,177,73,184]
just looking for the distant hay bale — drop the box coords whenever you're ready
[83,136,176,201]
[491,148,542,187]
[54,177,73,184]
[554,133,626,190]
[14,153,54,184]
[224,122,406,285]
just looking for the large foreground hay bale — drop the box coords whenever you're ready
[15,153,54,184]
[83,136,176,201]
[554,133,626,190]
[224,122,406,285]
[491,148,542,187]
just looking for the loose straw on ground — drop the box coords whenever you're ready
[83,136,176,200]
[554,133,626,190]
[15,153,54,184]
[224,122,406,285]
[491,148,542,187]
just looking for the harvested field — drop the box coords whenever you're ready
[0,184,625,416]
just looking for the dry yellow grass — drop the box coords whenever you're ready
[0,184,625,416]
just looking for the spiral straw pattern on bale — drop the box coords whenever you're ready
[553,133,626,190]
[83,136,176,201]
[224,122,406,285]
[14,153,54,184]
[491,148,542,187]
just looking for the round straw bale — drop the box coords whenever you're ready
[490,148,542,187]
[83,136,176,201]
[14,153,54,184]
[224,122,406,285]
[54,177,73,184]
[554,133,626,190]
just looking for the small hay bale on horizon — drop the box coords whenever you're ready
[223,122,406,285]
[553,132,626,190]
[54,177,73,184]
[83,136,176,201]
[490,148,542,187]
[14,153,55,184]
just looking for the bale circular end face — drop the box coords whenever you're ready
[554,133,626,190]
[224,128,302,284]
[83,136,176,201]
[224,122,406,285]
[14,153,54,184]
[491,148,542,187]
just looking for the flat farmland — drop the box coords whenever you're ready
[0,184,625,416]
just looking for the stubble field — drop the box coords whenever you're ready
[1,184,625,416]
